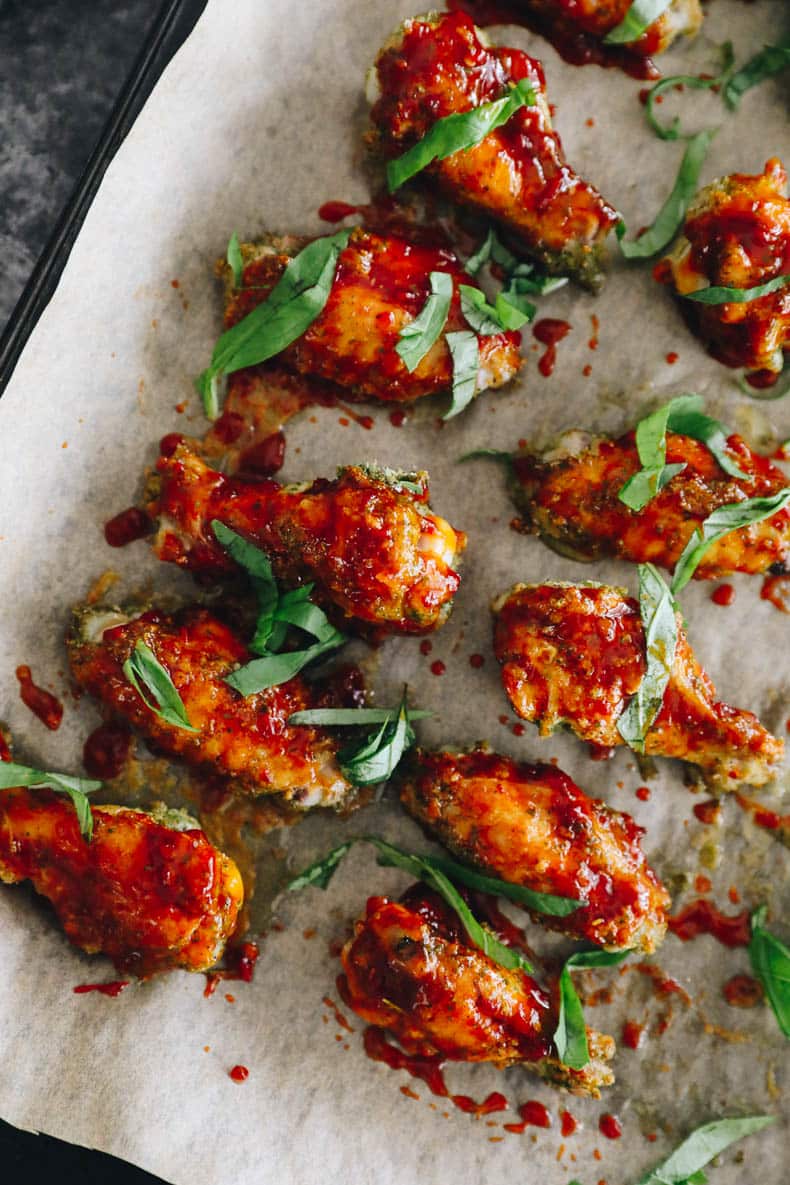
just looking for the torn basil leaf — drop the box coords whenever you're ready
[396,271,453,372]
[226,231,243,287]
[682,273,790,305]
[554,948,631,1068]
[0,763,101,842]
[288,707,432,726]
[604,0,670,44]
[387,79,535,192]
[724,42,790,110]
[337,691,418,785]
[224,633,346,696]
[617,130,715,259]
[443,330,480,420]
[122,640,198,733]
[643,43,734,141]
[671,488,790,594]
[617,564,678,752]
[459,284,530,334]
[749,905,790,1039]
[425,855,584,917]
[635,1114,774,1185]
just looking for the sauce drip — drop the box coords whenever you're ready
[503,1100,552,1133]
[82,720,132,780]
[761,574,790,614]
[621,1020,644,1050]
[532,318,571,377]
[588,743,615,761]
[744,369,780,390]
[229,1065,249,1083]
[15,666,63,730]
[560,1109,577,1137]
[693,798,720,825]
[389,409,407,427]
[363,1026,449,1099]
[238,430,286,477]
[73,981,129,998]
[599,1114,622,1140]
[711,583,735,607]
[318,200,362,222]
[204,941,260,997]
[668,899,751,948]
[723,974,763,1008]
[430,660,446,676]
[104,506,151,548]
[735,791,788,835]
[469,653,485,669]
[324,993,354,1033]
[635,786,650,802]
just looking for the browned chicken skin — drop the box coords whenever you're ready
[0,787,242,976]
[369,12,619,288]
[340,885,615,1096]
[399,748,669,953]
[67,605,355,811]
[499,0,702,58]
[151,446,465,637]
[655,158,790,375]
[493,583,784,790]
[510,428,790,578]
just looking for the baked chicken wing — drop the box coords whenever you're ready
[0,787,242,976]
[369,12,619,289]
[505,0,702,60]
[655,158,790,376]
[151,445,465,636]
[340,885,615,1096]
[399,748,669,953]
[493,583,784,789]
[510,427,790,578]
[222,226,521,404]
[67,605,355,810]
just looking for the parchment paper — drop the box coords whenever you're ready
[0,2,788,1182]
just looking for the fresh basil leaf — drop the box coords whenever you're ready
[337,692,418,785]
[122,640,198,733]
[387,80,535,192]
[724,43,790,110]
[620,462,688,512]
[273,598,341,645]
[459,284,530,334]
[211,520,275,585]
[465,228,500,276]
[749,905,790,1039]
[197,229,351,418]
[663,396,746,479]
[682,273,790,305]
[286,840,355,892]
[224,633,346,696]
[396,271,453,372]
[671,488,790,594]
[554,948,632,1068]
[617,130,715,259]
[458,448,513,467]
[604,0,670,44]
[288,707,432,726]
[635,1115,775,1185]
[644,43,734,140]
[0,762,101,842]
[443,330,480,420]
[617,564,678,752]
[226,231,243,288]
[425,854,584,917]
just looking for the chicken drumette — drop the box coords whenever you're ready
[151,446,465,636]
[655,158,790,377]
[340,885,615,1096]
[510,426,790,578]
[0,787,242,976]
[369,12,619,289]
[493,583,784,790]
[497,0,701,62]
[67,605,355,810]
[399,748,669,953]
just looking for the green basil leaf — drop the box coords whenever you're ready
[465,228,501,276]
[620,462,688,511]
[635,1115,775,1184]
[617,130,715,259]
[682,273,790,305]
[226,231,243,287]
[644,43,734,140]
[671,488,790,594]
[425,854,584,917]
[604,0,670,44]
[554,948,632,1068]
[617,564,678,752]
[288,707,432,725]
[0,762,101,842]
[387,80,535,192]
[724,43,790,110]
[458,448,513,467]
[396,271,453,372]
[273,598,341,645]
[211,520,276,585]
[122,640,198,733]
[286,840,355,891]
[443,330,480,420]
[197,229,351,418]
[224,633,346,696]
[338,691,418,785]
[749,905,790,1039]
[663,396,747,479]
[459,284,530,334]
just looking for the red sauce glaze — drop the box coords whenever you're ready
[452,1091,508,1116]
[159,432,184,457]
[229,1065,249,1083]
[560,1109,577,1137]
[503,1100,552,1134]
[693,798,721,825]
[73,980,129,998]
[389,409,407,427]
[723,974,764,1008]
[104,506,151,548]
[237,430,286,477]
[15,666,63,730]
[204,941,260,996]
[712,583,736,607]
[318,200,361,222]
[666,351,679,365]
[588,743,615,761]
[599,1114,622,1140]
[533,318,571,377]
[622,1020,644,1050]
[745,369,780,390]
[363,1025,449,1098]
[82,721,132,781]
[430,660,446,676]
[635,786,650,802]
[0,733,10,763]
[761,574,790,613]
[668,899,751,947]
[469,653,485,668]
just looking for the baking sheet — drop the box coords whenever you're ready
[0,1,788,1181]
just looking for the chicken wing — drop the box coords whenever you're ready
[222,226,521,404]
[151,445,465,636]
[0,787,242,976]
[340,885,614,1096]
[510,426,790,577]
[655,158,790,376]
[369,12,619,289]
[498,0,701,60]
[67,605,355,810]
[493,582,784,789]
[399,747,669,952]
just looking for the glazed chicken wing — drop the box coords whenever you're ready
[399,748,669,953]
[369,12,619,289]
[510,427,790,578]
[655,158,790,376]
[340,885,614,1096]
[67,605,355,810]
[222,226,520,405]
[493,583,784,789]
[151,445,465,636]
[0,787,242,976]
[505,0,701,60]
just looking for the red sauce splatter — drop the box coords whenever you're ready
[73,981,129,998]
[363,1026,449,1098]
[693,799,720,825]
[668,899,750,947]
[745,369,780,390]
[82,720,132,780]
[728,885,741,904]
[420,640,433,656]
[512,723,525,736]
[761,574,790,614]
[560,1109,577,1137]
[588,314,599,350]
[323,993,355,1033]
[666,351,679,365]
[632,962,692,1006]
[582,363,593,377]
[735,792,785,833]
[588,743,614,761]
[723,974,764,1008]
[430,660,446,676]
[204,941,260,997]
[452,1091,508,1116]
[229,1065,249,1083]
[318,200,360,222]
[599,1114,622,1140]
[104,506,151,548]
[469,653,485,668]
[694,874,712,894]
[503,1100,552,1133]
[15,666,63,730]
[635,786,650,802]
[0,734,10,763]
[389,409,407,427]
[533,318,571,377]
[401,1085,419,1100]
[498,715,509,725]
[622,1020,644,1050]
[711,583,735,607]
[238,431,286,477]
